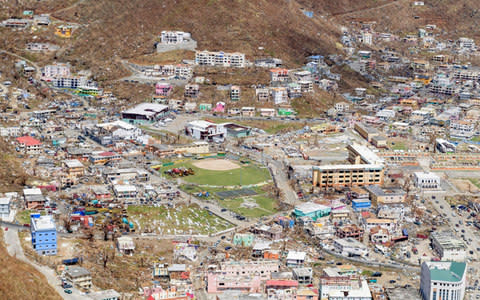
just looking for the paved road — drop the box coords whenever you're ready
[3,229,85,300]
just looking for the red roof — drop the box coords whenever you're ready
[16,136,41,146]
[266,280,299,287]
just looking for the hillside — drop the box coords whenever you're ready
[0,231,62,300]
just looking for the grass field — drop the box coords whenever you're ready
[180,184,279,218]
[127,204,232,235]
[159,160,271,186]
[15,210,36,225]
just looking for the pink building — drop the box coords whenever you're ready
[156,83,173,98]
[207,273,261,294]
[213,102,225,113]
[219,260,279,280]
[265,280,299,300]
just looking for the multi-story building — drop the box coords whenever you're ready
[24,188,46,209]
[333,238,369,258]
[207,273,261,294]
[320,274,371,300]
[219,260,279,280]
[449,120,475,140]
[414,172,441,190]
[184,84,200,98]
[30,214,57,255]
[160,31,191,44]
[65,266,92,291]
[63,159,85,178]
[270,68,289,82]
[364,218,397,232]
[430,231,466,262]
[41,62,71,81]
[16,135,42,155]
[312,164,384,189]
[195,50,246,67]
[354,123,381,143]
[271,87,288,105]
[113,185,137,202]
[420,261,466,300]
[52,76,87,89]
[336,224,364,241]
[231,86,241,101]
[365,185,406,205]
[0,197,10,219]
[266,280,299,300]
[256,88,270,102]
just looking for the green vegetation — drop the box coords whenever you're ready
[221,195,278,218]
[389,141,407,151]
[15,210,34,225]
[127,205,232,235]
[467,178,480,189]
[180,184,279,218]
[159,160,271,186]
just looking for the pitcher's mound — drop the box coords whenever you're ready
[193,159,240,171]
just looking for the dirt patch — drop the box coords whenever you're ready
[192,159,240,171]
[452,179,480,193]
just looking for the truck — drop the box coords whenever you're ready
[62,257,79,265]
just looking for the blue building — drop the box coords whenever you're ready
[352,198,371,211]
[30,214,57,255]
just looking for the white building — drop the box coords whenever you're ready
[271,87,288,105]
[430,231,466,262]
[414,172,441,189]
[333,238,368,257]
[113,185,137,202]
[327,279,372,300]
[184,120,227,143]
[364,218,397,232]
[420,261,466,300]
[0,197,10,219]
[160,31,191,44]
[286,251,306,267]
[41,63,71,81]
[362,32,373,45]
[195,50,246,68]
[449,120,475,139]
[335,102,350,113]
[376,109,396,121]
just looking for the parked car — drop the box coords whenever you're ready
[64,290,72,294]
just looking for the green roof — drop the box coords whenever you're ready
[430,262,466,282]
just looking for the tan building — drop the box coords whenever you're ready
[65,266,92,291]
[312,164,384,189]
[354,123,380,142]
[365,185,406,205]
[63,159,85,178]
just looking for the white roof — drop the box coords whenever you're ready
[295,202,330,214]
[414,171,440,180]
[349,143,384,165]
[286,251,306,261]
[187,120,216,130]
[97,120,136,130]
[23,188,42,196]
[328,279,371,298]
[123,103,168,116]
[64,159,84,168]
[32,215,56,231]
[114,185,137,192]
[0,197,10,205]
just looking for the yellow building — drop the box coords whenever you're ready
[312,164,384,190]
[55,25,73,38]
[63,159,85,178]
